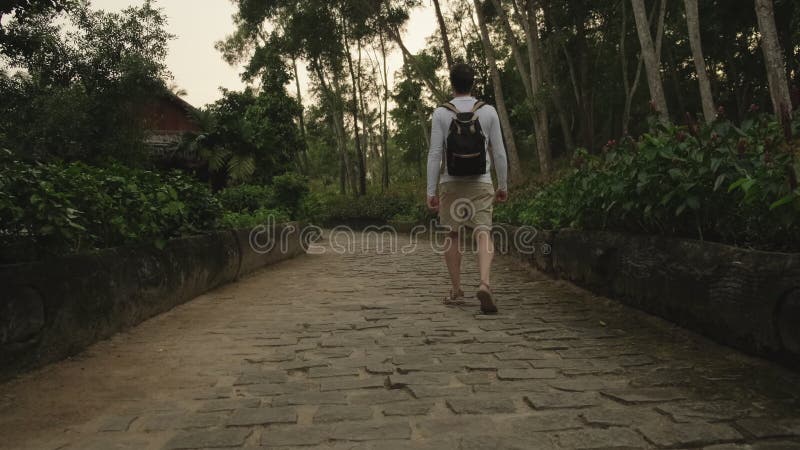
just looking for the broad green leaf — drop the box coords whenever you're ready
[770,194,796,210]
[713,174,727,192]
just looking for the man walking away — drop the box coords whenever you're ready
[426,63,509,314]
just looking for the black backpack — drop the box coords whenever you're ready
[440,101,488,176]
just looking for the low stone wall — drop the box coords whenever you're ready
[0,222,308,380]
[498,225,800,367]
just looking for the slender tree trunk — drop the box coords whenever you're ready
[539,2,575,152]
[384,24,447,102]
[683,0,716,123]
[631,0,670,122]
[329,114,347,195]
[315,60,354,195]
[622,0,662,134]
[474,0,525,185]
[379,31,390,190]
[356,40,374,190]
[292,57,310,172]
[490,0,532,97]
[343,33,367,196]
[521,0,552,177]
[432,0,455,69]
[755,0,792,119]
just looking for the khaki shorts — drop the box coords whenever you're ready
[438,181,495,231]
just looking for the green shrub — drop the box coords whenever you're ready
[0,157,222,261]
[504,113,800,251]
[271,172,310,218]
[298,184,436,226]
[217,184,275,213]
[219,208,290,229]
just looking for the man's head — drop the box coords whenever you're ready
[449,63,475,96]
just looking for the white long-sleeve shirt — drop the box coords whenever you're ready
[426,96,509,197]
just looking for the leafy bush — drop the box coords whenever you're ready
[271,172,310,218]
[502,114,800,251]
[0,156,222,261]
[219,208,290,229]
[300,187,432,226]
[217,184,275,213]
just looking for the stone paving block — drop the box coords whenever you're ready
[330,420,412,441]
[391,355,436,366]
[655,401,751,422]
[139,412,183,431]
[243,381,317,396]
[549,427,648,449]
[475,335,520,345]
[601,387,687,404]
[507,327,557,336]
[382,401,434,416]
[477,322,521,332]
[457,372,492,385]
[388,373,451,387]
[314,405,375,423]
[704,443,800,450]
[396,363,463,373]
[352,438,457,450]
[272,391,349,406]
[227,406,297,426]
[164,428,251,449]
[474,380,549,394]
[366,363,395,374]
[461,343,508,354]
[495,349,558,361]
[497,368,558,380]
[414,416,500,439]
[735,417,800,438]
[548,377,629,392]
[506,412,583,434]
[320,377,387,391]
[244,351,295,363]
[348,389,412,405]
[98,415,138,432]
[407,385,472,399]
[524,392,601,410]
[234,369,288,385]
[460,435,557,450]
[637,420,742,447]
[425,335,476,344]
[80,436,154,450]
[260,424,333,447]
[446,397,516,414]
[280,360,330,371]
[305,348,355,359]
[253,337,298,347]
[178,412,227,429]
[308,366,360,378]
[197,398,261,412]
[580,406,663,427]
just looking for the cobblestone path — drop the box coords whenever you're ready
[2,233,800,450]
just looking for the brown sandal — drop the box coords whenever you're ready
[443,288,466,306]
[476,282,498,314]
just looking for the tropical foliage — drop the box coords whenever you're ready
[495,112,800,251]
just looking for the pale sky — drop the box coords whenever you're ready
[90,0,440,108]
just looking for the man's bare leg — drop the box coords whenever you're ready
[444,231,463,295]
[475,228,497,313]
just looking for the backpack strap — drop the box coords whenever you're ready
[439,102,460,115]
[440,101,487,115]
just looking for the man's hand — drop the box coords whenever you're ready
[427,195,440,212]
[495,189,509,204]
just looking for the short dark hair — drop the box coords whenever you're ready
[449,63,475,95]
